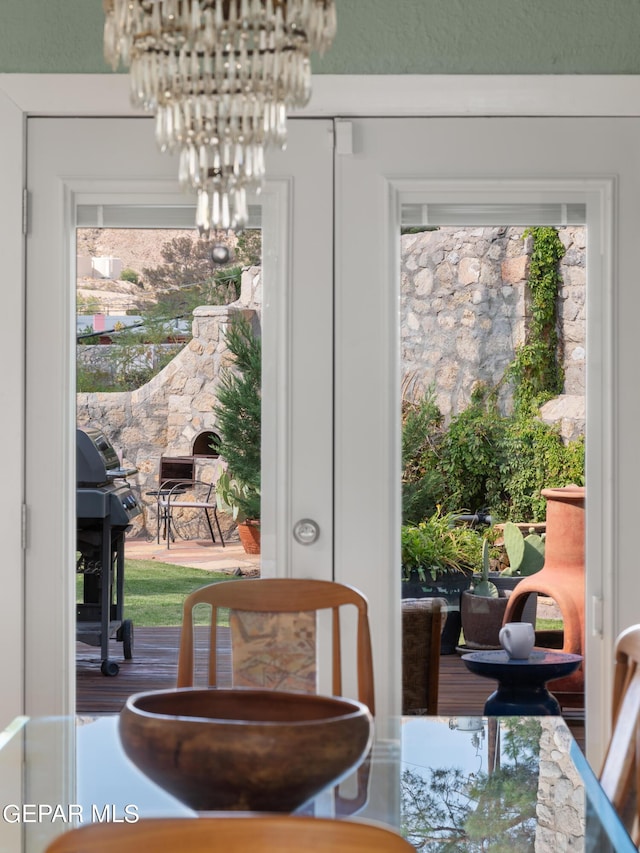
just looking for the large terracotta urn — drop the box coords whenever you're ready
[502,485,585,708]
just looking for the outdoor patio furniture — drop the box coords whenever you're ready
[156,479,225,549]
[402,597,445,714]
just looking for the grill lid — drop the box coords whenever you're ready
[77,428,136,486]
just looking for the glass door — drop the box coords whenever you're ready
[332,117,639,762]
[25,116,334,719]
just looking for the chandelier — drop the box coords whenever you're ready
[103,0,336,236]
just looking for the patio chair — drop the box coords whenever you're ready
[156,479,225,549]
[45,816,415,852]
[599,623,640,845]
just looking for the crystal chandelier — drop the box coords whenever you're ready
[103,0,336,236]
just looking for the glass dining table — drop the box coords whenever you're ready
[0,712,634,853]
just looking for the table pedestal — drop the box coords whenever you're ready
[462,650,583,716]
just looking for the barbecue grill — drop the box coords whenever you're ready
[76,427,140,676]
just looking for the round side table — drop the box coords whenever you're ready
[461,649,583,715]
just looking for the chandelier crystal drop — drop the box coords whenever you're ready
[103,0,336,236]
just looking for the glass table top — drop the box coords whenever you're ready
[0,712,635,853]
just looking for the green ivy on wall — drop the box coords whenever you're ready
[509,226,565,413]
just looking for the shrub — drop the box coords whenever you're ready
[402,389,445,523]
[401,509,483,581]
[120,267,140,284]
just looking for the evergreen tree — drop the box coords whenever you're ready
[214,315,261,520]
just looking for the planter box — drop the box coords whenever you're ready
[401,572,473,654]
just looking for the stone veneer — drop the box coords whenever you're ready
[401,226,585,439]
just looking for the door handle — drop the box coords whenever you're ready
[293,518,320,545]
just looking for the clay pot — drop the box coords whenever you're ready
[238,520,261,554]
[461,590,510,650]
[503,485,585,704]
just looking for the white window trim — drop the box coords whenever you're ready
[3,73,640,117]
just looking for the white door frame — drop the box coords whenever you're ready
[1,73,636,734]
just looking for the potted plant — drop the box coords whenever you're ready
[401,509,483,653]
[215,471,261,554]
[213,315,261,554]
[461,526,544,650]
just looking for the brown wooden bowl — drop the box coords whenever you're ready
[119,688,373,812]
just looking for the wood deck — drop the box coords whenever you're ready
[76,627,584,749]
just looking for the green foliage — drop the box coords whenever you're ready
[215,471,253,524]
[438,386,507,514]
[497,416,584,520]
[76,320,183,392]
[142,236,241,316]
[401,390,445,523]
[120,267,140,284]
[401,509,483,580]
[234,229,262,266]
[77,294,101,314]
[509,227,565,412]
[502,521,545,576]
[214,315,262,520]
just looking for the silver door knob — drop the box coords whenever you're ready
[293,519,320,545]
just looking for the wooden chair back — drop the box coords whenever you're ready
[45,816,415,852]
[177,577,375,714]
[401,597,445,714]
[599,623,640,845]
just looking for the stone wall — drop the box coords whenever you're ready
[401,226,585,435]
[534,719,585,850]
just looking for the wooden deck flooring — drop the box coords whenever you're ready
[77,627,494,716]
[75,627,584,749]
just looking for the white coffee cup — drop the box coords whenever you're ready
[499,622,535,659]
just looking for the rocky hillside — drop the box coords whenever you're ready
[76,227,232,313]
[77,227,192,272]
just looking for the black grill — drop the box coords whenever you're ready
[76,427,140,676]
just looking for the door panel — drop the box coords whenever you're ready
[333,118,637,760]
[25,117,334,716]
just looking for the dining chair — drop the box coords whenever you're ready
[177,577,375,715]
[44,815,415,852]
[599,623,640,845]
[401,597,445,714]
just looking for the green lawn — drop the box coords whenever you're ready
[535,618,563,632]
[76,559,232,627]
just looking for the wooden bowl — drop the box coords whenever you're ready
[119,688,373,812]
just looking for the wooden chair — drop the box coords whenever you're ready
[177,578,375,715]
[599,623,640,845]
[45,816,415,852]
[401,597,445,714]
